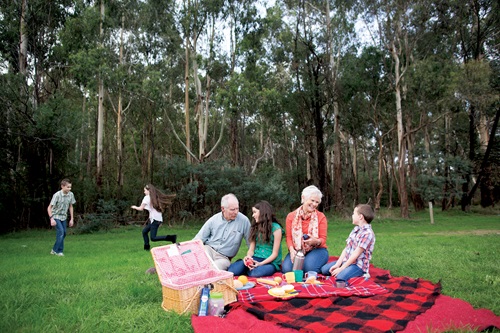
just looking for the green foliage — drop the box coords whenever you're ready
[75,199,122,234]
[2,0,499,234]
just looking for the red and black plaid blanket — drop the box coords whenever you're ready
[234,273,441,333]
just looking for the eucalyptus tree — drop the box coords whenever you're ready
[161,0,232,164]
[357,0,443,217]
[445,0,500,209]
[129,0,183,182]
[0,0,81,230]
[340,46,393,211]
[276,0,356,211]
[241,2,305,181]
[226,1,269,168]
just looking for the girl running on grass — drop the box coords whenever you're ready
[131,184,177,250]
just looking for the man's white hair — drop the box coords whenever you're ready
[221,193,238,208]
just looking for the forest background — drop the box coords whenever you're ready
[1,0,499,234]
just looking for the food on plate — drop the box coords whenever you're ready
[282,284,295,293]
[274,276,282,284]
[233,279,244,289]
[256,278,278,286]
[271,287,285,296]
[238,275,249,285]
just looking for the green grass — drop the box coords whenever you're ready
[1,208,499,333]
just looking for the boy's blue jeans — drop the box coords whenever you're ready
[320,260,364,283]
[53,219,67,253]
[228,257,277,277]
[281,248,329,273]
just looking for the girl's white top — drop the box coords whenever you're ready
[142,195,162,222]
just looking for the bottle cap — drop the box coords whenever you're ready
[210,292,223,299]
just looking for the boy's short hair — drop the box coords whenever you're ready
[61,178,71,186]
[356,204,375,223]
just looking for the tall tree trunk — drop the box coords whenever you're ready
[407,122,425,211]
[442,114,454,210]
[313,94,327,202]
[363,142,376,206]
[184,0,191,164]
[351,136,359,205]
[390,30,409,217]
[333,101,343,211]
[96,0,105,187]
[466,107,500,206]
[375,134,384,211]
[461,104,476,211]
[116,14,125,191]
[19,0,28,75]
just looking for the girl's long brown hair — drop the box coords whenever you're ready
[145,184,176,212]
[249,201,282,243]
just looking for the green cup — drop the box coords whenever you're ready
[293,270,304,282]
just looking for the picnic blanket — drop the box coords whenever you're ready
[237,275,388,303]
[233,274,440,333]
[192,261,500,333]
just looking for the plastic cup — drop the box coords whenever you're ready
[293,270,304,282]
[304,271,318,280]
[282,272,295,283]
[336,280,346,288]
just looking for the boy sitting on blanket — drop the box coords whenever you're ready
[321,204,375,285]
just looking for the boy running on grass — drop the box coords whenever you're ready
[47,178,76,256]
[320,204,375,284]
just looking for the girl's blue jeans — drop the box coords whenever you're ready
[320,260,364,283]
[53,219,67,253]
[228,257,277,277]
[142,220,167,245]
[281,248,329,273]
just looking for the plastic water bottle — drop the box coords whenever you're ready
[208,292,225,316]
[292,249,305,271]
[198,285,210,316]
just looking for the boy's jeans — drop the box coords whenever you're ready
[320,261,364,283]
[53,219,67,253]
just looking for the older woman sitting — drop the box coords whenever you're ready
[281,185,329,273]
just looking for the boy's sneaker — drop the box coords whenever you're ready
[56,252,64,256]
[50,250,56,255]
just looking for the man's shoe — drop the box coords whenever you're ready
[167,235,177,244]
[144,244,151,251]
[56,252,64,256]
[145,267,157,274]
[50,250,56,255]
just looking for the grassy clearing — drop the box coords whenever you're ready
[0,208,499,333]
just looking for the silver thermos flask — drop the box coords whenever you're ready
[292,249,305,271]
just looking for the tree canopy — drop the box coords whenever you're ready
[1,0,498,232]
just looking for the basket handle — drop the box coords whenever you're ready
[182,285,203,315]
[216,279,238,293]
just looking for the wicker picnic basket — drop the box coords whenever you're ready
[150,239,238,315]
